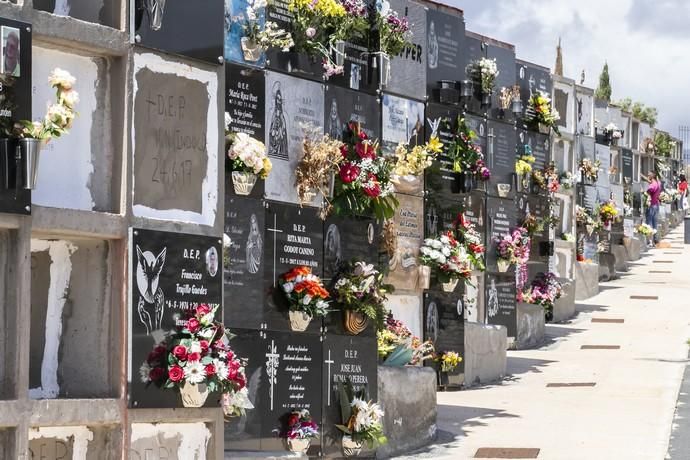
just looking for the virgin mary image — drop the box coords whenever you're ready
[246,213,262,274]
[268,81,289,160]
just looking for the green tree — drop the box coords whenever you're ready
[595,62,612,102]
[613,98,658,127]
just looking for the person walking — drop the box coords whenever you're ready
[643,171,662,246]
[678,174,688,213]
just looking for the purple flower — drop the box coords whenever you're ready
[306,27,316,38]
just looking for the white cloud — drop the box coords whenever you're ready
[444,0,690,134]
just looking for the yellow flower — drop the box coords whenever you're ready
[426,136,443,154]
[260,157,273,179]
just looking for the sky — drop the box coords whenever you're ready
[443,0,690,137]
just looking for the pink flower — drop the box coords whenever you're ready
[306,27,316,38]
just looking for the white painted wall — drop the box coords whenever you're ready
[387,294,422,339]
[29,426,93,460]
[130,423,211,460]
[32,47,97,211]
[132,52,219,226]
[29,239,77,399]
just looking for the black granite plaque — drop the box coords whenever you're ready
[517,193,548,240]
[385,0,427,100]
[462,32,484,116]
[129,228,223,408]
[324,85,381,141]
[224,196,265,329]
[518,130,550,171]
[486,40,516,122]
[321,334,378,457]
[134,0,224,65]
[462,191,487,240]
[516,59,551,119]
[423,289,465,375]
[323,215,380,283]
[0,18,31,215]
[486,196,517,272]
[225,63,266,198]
[424,103,462,201]
[264,201,324,333]
[424,196,462,238]
[581,184,598,212]
[622,148,633,183]
[487,120,517,199]
[426,7,465,103]
[326,32,378,94]
[485,272,517,337]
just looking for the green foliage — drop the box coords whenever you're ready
[614,98,658,127]
[654,132,674,157]
[595,63,612,102]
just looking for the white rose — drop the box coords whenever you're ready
[48,68,76,90]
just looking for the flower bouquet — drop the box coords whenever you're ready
[532,162,560,194]
[454,213,486,272]
[14,68,78,189]
[526,91,560,135]
[659,191,673,204]
[278,409,320,453]
[598,200,619,230]
[438,351,462,373]
[522,212,544,236]
[295,124,344,215]
[391,136,443,194]
[374,0,412,86]
[579,158,600,183]
[466,57,498,105]
[336,382,387,456]
[331,122,398,219]
[576,205,597,235]
[518,272,563,321]
[227,127,272,195]
[279,266,331,331]
[377,313,435,366]
[140,305,251,414]
[419,231,473,292]
[603,122,623,145]
[446,116,491,193]
[515,145,536,192]
[636,223,655,238]
[559,171,575,190]
[332,261,392,334]
[494,227,530,273]
[235,0,294,61]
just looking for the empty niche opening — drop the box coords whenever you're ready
[32,0,122,29]
[29,238,115,399]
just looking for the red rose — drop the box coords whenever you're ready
[172,345,188,361]
[355,142,375,160]
[340,144,349,158]
[196,304,211,316]
[188,352,201,362]
[149,366,165,382]
[186,318,200,333]
[288,414,300,427]
[168,365,184,382]
[339,163,360,184]
[199,340,209,353]
[228,367,238,380]
[205,363,216,377]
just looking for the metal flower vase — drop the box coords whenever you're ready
[19,138,43,190]
[333,40,346,66]
[179,381,209,408]
[343,309,368,335]
[375,52,391,87]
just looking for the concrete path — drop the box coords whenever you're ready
[398,226,690,460]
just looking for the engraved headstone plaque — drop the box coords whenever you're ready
[423,289,465,375]
[324,85,381,141]
[385,193,424,292]
[487,120,517,199]
[382,93,425,154]
[426,6,464,102]
[485,272,517,338]
[385,0,426,100]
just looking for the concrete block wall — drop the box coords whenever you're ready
[0,1,225,458]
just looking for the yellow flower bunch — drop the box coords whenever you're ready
[598,201,618,223]
[439,351,462,373]
[392,136,443,176]
[260,157,273,179]
[289,0,345,17]
[515,155,535,176]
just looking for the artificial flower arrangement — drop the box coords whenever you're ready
[531,162,560,194]
[445,116,490,192]
[494,227,530,273]
[14,68,79,189]
[279,266,331,332]
[332,261,393,334]
[419,230,473,293]
[515,144,536,190]
[597,200,619,228]
[454,213,486,273]
[466,57,499,100]
[437,351,462,373]
[377,313,435,366]
[226,117,273,195]
[140,305,251,416]
[521,212,544,237]
[499,85,522,113]
[295,124,345,215]
[332,122,398,219]
[603,122,623,143]
[578,158,600,183]
[659,191,673,204]
[391,136,443,193]
[576,205,599,235]
[517,272,563,321]
[287,0,368,77]
[235,0,294,61]
[526,91,561,135]
[559,171,576,190]
[336,381,387,456]
[277,409,320,453]
[636,223,655,237]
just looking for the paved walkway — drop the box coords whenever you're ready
[398,226,690,460]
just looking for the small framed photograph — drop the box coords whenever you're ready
[1,26,20,77]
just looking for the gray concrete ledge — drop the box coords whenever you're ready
[624,236,642,261]
[610,244,630,273]
[552,281,576,323]
[575,261,600,300]
[377,366,437,458]
[0,398,122,426]
[598,253,617,282]
[464,322,507,387]
[31,205,127,240]
[515,303,545,350]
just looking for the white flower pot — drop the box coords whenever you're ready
[241,37,263,62]
[342,435,363,457]
[285,437,311,453]
[232,171,258,195]
[538,123,551,135]
[441,279,459,293]
[418,265,431,290]
[497,183,511,198]
[289,310,312,332]
[392,174,422,195]
[497,259,511,273]
[300,188,317,205]
[179,381,209,408]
